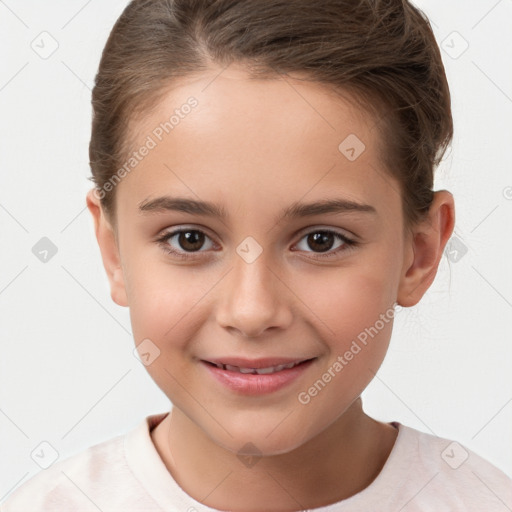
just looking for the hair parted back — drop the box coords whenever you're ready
[89,0,453,232]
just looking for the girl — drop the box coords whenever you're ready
[3,0,511,510]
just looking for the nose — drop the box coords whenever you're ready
[215,253,293,339]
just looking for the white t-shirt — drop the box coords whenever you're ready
[1,412,511,511]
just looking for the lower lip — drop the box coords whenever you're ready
[201,359,315,395]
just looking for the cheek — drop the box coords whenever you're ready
[290,254,398,392]
[122,246,205,348]
[129,279,202,346]
[295,257,398,339]
[293,271,396,426]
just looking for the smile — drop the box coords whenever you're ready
[201,358,316,395]
[209,361,304,375]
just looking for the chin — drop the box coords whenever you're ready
[210,422,317,459]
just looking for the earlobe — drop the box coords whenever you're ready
[86,189,129,307]
[397,190,455,307]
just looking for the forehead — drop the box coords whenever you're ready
[117,65,399,222]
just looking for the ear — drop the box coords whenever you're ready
[86,189,129,307]
[397,190,455,307]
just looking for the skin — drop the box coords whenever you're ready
[86,64,455,511]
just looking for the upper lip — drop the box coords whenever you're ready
[202,357,314,369]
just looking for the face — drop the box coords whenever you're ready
[92,64,418,455]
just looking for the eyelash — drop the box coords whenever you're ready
[155,227,358,261]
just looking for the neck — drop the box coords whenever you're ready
[151,399,398,511]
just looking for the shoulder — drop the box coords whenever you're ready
[0,417,158,512]
[388,423,512,511]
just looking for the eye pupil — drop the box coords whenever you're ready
[308,232,334,253]
[179,230,204,251]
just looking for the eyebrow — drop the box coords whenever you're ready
[138,196,377,222]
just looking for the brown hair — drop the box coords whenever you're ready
[89,0,452,233]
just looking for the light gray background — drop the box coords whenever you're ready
[1,0,511,502]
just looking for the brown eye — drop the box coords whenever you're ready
[293,229,357,259]
[306,232,336,253]
[156,228,215,259]
[175,230,206,252]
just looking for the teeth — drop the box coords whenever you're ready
[215,361,303,374]
[255,366,275,375]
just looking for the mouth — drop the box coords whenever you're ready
[202,359,314,375]
[200,357,316,394]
